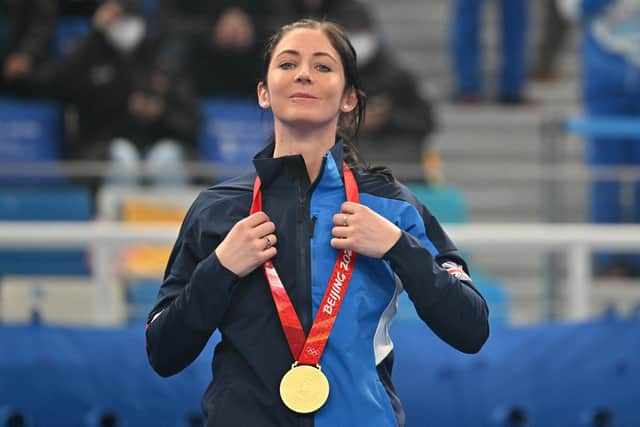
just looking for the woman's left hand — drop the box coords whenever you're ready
[331,202,402,259]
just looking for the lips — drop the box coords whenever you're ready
[290,92,318,99]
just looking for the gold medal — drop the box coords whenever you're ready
[279,363,330,414]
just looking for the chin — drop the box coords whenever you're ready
[279,112,334,128]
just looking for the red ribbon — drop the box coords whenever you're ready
[250,162,359,365]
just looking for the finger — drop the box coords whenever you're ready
[257,246,277,263]
[260,233,278,250]
[333,213,350,227]
[331,226,349,239]
[252,221,276,238]
[330,237,351,250]
[341,201,360,214]
[245,211,270,227]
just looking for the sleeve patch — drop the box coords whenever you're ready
[441,261,472,282]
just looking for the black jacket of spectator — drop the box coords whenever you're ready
[0,0,57,63]
[35,30,201,161]
[0,0,57,95]
[154,0,275,97]
[57,0,101,17]
[266,0,360,29]
[359,49,435,142]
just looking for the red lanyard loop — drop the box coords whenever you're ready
[250,162,359,364]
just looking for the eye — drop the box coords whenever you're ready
[315,64,331,72]
[278,61,295,70]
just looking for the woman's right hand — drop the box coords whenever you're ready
[215,211,277,277]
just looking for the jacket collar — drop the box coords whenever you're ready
[252,140,345,188]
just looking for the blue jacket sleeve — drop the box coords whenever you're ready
[145,195,239,377]
[383,207,489,354]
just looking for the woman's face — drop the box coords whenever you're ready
[258,28,356,130]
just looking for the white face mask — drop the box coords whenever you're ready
[349,32,379,67]
[104,15,146,53]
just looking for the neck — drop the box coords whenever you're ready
[272,121,338,182]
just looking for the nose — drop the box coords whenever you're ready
[294,64,312,83]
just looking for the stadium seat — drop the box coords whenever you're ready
[405,183,468,224]
[0,99,63,185]
[198,98,273,179]
[95,189,195,323]
[473,272,509,325]
[0,188,92,276]
[127,278,161,324]
[0,189,91,221]
[53,17,92,58]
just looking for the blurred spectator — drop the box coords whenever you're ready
[531,0,570,81]
[35,0,201,190]
[268,0,360,28]
[450,0,530,104]
[558,0,640,277]
[0,0,57,97]
[342,2,439,183]
[153,0,274,97]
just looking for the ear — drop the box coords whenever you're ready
[340,87,358,113]
[257,81,271,109]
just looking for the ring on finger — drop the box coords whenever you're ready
[342,214,348,227]
[264,235,272,249]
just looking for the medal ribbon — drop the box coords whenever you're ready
[250,162,359,365]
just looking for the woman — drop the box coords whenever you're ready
[145,19,489,426]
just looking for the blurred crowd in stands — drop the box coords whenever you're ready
[0,0,582,187]
[0,0,437,190]
[4,0,640,279]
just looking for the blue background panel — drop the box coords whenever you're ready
[0,318,638,427]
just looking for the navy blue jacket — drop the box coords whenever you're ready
[146,142,489,427]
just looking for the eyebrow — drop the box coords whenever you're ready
[275,49,338,63]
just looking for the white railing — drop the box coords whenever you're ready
[1,221,640,324]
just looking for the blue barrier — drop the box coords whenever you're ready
[0,188,92,276]
[564,116,640,139]
[1,318,638,426]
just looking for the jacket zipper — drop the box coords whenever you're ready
[296,184,312,336]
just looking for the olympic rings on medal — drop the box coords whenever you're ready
[264,235,273,250]
[342,214,348,227]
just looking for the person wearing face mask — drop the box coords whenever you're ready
[34,0,201,191]
[343,2,438,183]
[0,0,57,97]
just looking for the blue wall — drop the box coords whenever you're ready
[0,317,638,426]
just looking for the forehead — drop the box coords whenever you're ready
[273,28,340,59]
